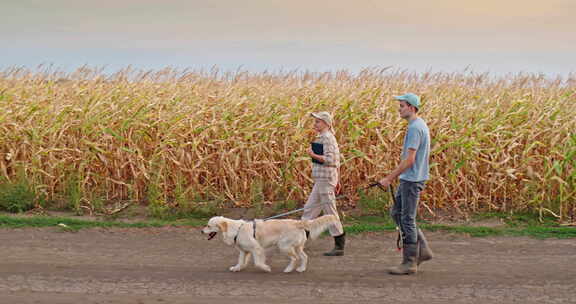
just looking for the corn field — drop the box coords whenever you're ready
[0,66,575,220]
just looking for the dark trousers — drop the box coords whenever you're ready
[390,179,426,245]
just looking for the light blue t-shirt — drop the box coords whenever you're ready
[399,117,430,182]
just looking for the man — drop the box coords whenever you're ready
[378,93,434,275]
[303,111,346,256]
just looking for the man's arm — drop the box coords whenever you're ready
[379,148,417,187]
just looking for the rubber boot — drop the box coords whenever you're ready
[324,232,345,256]
[387,243,418,275]
[417,228,433,265]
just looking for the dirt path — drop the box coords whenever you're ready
[1,226,575,304]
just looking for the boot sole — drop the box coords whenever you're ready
[388,270,417,275]
[417,256,432,266]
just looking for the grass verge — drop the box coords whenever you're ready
[1,213,575,238]
[0,215,205,231]
[344,214,576,239]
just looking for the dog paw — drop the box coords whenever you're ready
[283,267,294,273]
[296,266,307,273]
[229,265,242,272]
[259,265,272,273]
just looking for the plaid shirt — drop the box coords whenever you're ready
[311,131,340,184]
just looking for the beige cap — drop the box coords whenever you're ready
[310,111,333,127]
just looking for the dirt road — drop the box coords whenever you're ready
[1,226,575,304]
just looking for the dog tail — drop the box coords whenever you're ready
[301,215,339,240]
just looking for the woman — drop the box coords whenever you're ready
[301,111,346,256]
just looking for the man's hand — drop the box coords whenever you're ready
[378,176,392,188]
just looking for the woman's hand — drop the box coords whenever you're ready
[335,182,342,195]
[307,147,316,157]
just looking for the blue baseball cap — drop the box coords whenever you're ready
[394,93,420,109]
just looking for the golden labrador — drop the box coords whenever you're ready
[202,215,339,273]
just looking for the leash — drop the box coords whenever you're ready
[262,182,383,221]
[263,201,336,221]
[387,184,404,251]
[355,182,403,250]
[236,182,403,251]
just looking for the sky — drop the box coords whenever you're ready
[1,0,575,76]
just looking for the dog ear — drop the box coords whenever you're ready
[217,221,228,233]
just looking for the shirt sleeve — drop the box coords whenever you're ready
[322,135,337,166]
[405,127,422,151]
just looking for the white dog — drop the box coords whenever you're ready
[202,215,339,273]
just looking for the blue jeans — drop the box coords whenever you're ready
[390,180,426,245]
